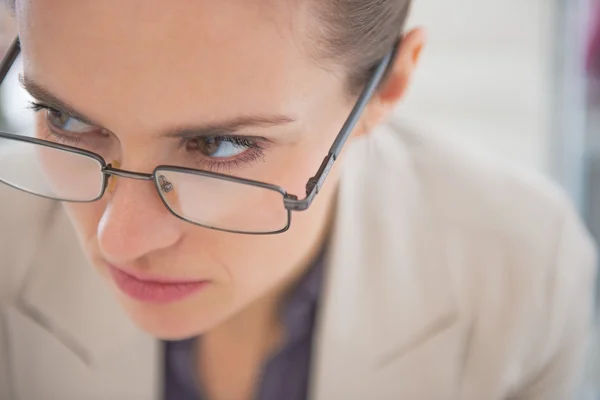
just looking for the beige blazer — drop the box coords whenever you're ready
[0,123,597,400]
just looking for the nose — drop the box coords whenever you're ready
[97,173,182,266]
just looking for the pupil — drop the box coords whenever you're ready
[198,137,221,156]
[49,109,68,126]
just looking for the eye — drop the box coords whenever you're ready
[46,109,96,134]
[28,102,99,135]
[187,136,254,159]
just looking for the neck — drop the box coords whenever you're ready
[209,289,283,346]
[196,192,336,400]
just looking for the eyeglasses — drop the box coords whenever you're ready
[0,37,398,235]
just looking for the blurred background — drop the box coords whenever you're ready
[402,1,600,396]
[1,0,599,397]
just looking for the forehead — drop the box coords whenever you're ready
[16,0,336,131]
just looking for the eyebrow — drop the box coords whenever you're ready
[20,75,297,138]
[20,75,100,126]
[163,114,297,140]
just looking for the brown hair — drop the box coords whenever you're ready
[310,0,412,94]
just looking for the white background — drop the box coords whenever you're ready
[396,0,555,174]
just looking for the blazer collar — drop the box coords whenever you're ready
[6,201,160,399]
[310,125,459,399]
[15,203,147,365]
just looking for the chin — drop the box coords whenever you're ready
[115,293,227,340]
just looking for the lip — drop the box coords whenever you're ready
[108,265,209,304]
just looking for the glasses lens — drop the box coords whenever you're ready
[155,169,289,234]
[0,135,104,201]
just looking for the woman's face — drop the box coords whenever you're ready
[16,0,359,338]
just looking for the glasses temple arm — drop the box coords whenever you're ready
[284,40,399,212]
[0,37,20,83]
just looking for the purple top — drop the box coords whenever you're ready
[163,251,325,400]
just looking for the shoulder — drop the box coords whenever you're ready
[0,184,56,399]
[0,144,58,396]
[0,183,57,302]
[371,122,597,394]
[399,124,573,238]
[371,121,594,256]
[376,121,597,294]
[346,122,596,287]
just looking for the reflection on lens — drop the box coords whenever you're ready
[0,135,104,201]
[155,168,288,233]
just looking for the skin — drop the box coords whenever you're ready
[14,0,424,398]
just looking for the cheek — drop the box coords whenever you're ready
[35,145,105,201]
[264,115,348,198]
[208,140,343,299]
[263,144,323,197]
[34,123,105,202]
[208,175,339,299]
[159,171,290,234]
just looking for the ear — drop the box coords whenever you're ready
[358,27,426,135]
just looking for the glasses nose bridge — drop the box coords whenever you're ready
[102,165,154,182]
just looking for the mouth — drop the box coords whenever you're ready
[108,265,210,304]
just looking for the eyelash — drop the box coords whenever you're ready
[27,101,267,172]
[189,137,266,174]
[28,101,83,143]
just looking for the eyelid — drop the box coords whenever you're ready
[29,101,96,127]
[194,150,266,173]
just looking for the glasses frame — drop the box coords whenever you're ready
[0,37,399,235]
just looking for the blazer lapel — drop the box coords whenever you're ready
[311,126,463,400]
[5,203,161,399]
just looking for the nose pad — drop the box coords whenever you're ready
[107,160,121,193]
[158,175,173,193]
[157,174,178,207]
